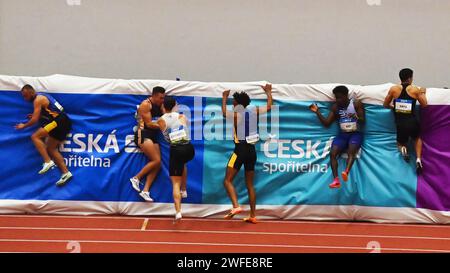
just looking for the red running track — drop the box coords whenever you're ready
[0,214,449,253]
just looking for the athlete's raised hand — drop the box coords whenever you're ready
[261,83,272,94]
[222,90,231,98]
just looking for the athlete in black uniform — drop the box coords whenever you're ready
[156,96,195,222]
[15,84,73,186]
[383,68,428,173]
[130,86,165,201]
[221,84,273,224]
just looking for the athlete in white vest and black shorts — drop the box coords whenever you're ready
[156,97,195,221]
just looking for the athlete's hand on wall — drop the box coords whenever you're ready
[309,103,318,113]
[262,83,272,94]
[14,123,26,130]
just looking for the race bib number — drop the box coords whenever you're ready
[395,99,413,114]
[169,128,188,142]
[245,133,260,144]
[340,121,357,132]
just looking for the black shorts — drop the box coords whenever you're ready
[227,143,257,171]
[43,114,72,141]
[169,143,195,176]
[396,118,420,145]
[134,128,159,145]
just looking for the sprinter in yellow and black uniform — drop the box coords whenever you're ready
[221,84,273,224]
[14,84,73,186]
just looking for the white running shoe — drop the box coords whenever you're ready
[38,160,55,175]
[416,158,423,175]
[56,171,73,186]
[174,212,182,222]
[139,191,154,202]
[181,190,188,199]
[130,177,141,192]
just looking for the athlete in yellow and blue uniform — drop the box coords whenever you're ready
[221,84,273,224]
[15,84,73,186]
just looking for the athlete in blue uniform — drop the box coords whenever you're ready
[309,85,365,189]
[221,84,273,224]
[15,84,73,186]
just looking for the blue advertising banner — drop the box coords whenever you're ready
[0,75,448,223]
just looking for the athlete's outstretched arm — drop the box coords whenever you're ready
[222,90,233,118]
[383,87,395,109]
[257,83,273,115]
[14,96,43,130]
[309,103,336,127]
